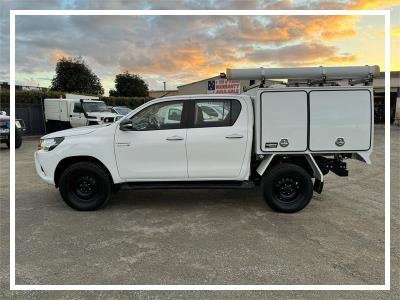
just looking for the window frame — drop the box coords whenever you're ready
[128,100,190,131]
[188,99,242,128]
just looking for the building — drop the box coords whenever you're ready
[177,75,280,96]
[0,82,48,91]
[372,71,400,124]
[148,89,178,98]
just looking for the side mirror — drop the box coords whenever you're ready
[119,118,133,131]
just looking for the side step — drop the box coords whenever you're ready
[119,180,256,191]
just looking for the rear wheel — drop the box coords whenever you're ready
[15,128,22,148]
[59,162,111,211]
[5,127,21,148]
[261,163,313,213]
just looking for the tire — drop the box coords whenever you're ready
[45,121,54,133]
[5,127,22,148]
[58,162,112,211]
[261,163,313,213]
[15,129,22,148]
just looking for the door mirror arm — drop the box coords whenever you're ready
[119,119,133,131]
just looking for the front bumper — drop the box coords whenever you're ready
[34,151,58,185]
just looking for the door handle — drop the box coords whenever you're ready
[166,136,184,141]
[225,134,243,139]
[116,142,131,147]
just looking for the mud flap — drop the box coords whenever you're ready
[314,179,324,194]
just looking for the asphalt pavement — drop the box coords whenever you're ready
[0,125,399,299]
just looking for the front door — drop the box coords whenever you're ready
[186,99,248,179]
[70,102,88,127]
[115,100,188,180]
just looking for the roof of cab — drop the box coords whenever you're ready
[151,94,250,102]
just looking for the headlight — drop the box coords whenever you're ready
[38,137,64,151]
[103,117,115,123]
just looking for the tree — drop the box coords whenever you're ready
[109,72,149,97]
[51,57,104,95]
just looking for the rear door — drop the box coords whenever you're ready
[59,101,69,122]
[186,99,248,179]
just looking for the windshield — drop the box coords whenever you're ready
[82,102,108,112]
[113,107,132,115]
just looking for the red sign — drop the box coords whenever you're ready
[208,79,241,94]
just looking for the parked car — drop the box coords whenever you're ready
[0,111,25,148]
[44,94,120,133]
[109,106,132,116]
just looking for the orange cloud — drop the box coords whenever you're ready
[121,39,359,84]
[321,28,357,40]
[49,49,71,63]
[349,0,400,9]
[392,27,400,37]
[257,15,360,43]
[298,15,358,41]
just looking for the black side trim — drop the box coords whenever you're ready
[118,180,255,190]
[181,101,191,128]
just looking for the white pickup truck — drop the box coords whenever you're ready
[44,94,121,132]
[35,66,378,212]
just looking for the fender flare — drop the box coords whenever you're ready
[256,153,324,182]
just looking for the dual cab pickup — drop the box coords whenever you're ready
[35,84,373,213]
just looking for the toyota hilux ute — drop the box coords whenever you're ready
[35,65,378,212]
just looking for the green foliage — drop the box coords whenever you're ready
[0,89,64,107]
[0,89,152,109]
[51,57,104,95]
[101,96,153,109]
[110,72,149,97]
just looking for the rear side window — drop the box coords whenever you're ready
[193,100,241,128]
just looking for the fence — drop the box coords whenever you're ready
[1,104,46,136]
[0,89,153,136]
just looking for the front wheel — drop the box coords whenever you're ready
[261,163,313,213]
[59,162,111,211]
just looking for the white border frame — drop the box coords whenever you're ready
[9,9,391,291]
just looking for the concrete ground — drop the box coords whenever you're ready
[0,125,399,299]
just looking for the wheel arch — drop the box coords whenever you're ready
[54,156,114,188]
[256,154,323,182]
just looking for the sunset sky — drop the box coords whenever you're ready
[0,0,399,95]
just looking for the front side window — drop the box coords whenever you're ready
[194,100,241,127]
[73,103,83,113]
[130,101,184,131]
